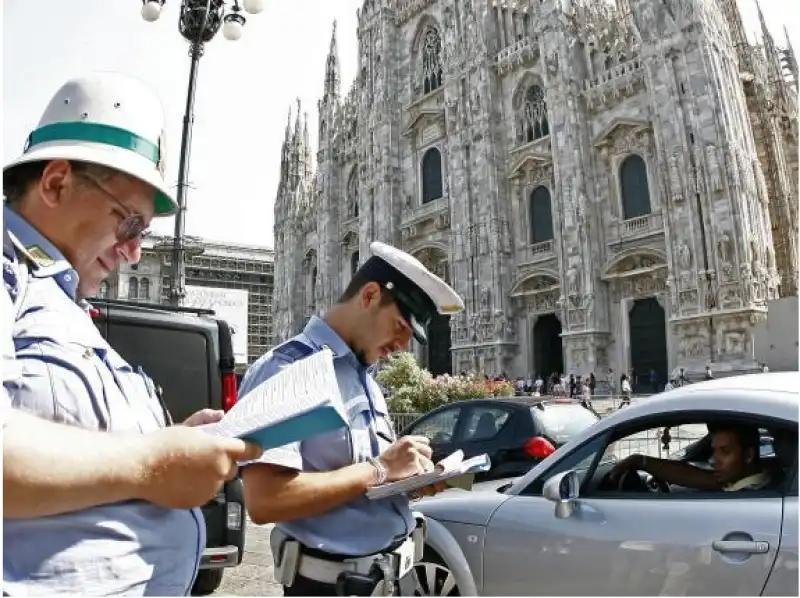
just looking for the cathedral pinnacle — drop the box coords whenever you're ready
[324,19,341,102]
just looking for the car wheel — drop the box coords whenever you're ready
[191,569,224,596]
[413,549,460,596]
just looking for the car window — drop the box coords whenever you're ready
[534,404,598,444]
[607,423,707,463]
[408,407,462,445]
[520,432,610,496]
[461,407,511,442]
[587,418,795,496]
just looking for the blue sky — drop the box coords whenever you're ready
[3,0,795,248]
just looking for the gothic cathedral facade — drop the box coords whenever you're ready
[272,0,798,383]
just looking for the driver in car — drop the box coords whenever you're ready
[609,424,771,492]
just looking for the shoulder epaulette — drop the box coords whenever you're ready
[273,339,316,362]
[3,227,17,261]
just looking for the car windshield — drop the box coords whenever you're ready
[535,404,599,443]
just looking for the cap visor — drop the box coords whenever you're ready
[410,315,428,345]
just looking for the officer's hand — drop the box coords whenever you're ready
[379,435,435,482]
[182,408,225,427]
[135,426,263,509]
[409,481,448,500]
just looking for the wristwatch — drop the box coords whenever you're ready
[367,456,388,486]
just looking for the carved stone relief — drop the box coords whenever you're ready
[513,288,560,316]
[677,242,692,272]
[716,227,733,278]
[610,272,667,303]
[669,152,683,203]
[706,145,723,192]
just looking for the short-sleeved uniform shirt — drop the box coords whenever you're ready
[2,206,204,596]
[240,316,414,556]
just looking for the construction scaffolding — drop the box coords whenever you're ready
[160,247,275,370]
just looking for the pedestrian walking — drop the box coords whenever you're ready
[2,72,263,595]
[240,241,465,596]
[619,374,632,409]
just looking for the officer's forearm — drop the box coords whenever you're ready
[243,461,376,524]
[3,409,147,518]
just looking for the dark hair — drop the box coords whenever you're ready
[713,424,761,461]
[338,268,393,307]
[3,160,117,206]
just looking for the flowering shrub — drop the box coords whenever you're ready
[376,352,514,413]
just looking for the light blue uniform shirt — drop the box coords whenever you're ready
[2,206,204,596]
[241,316,414,556]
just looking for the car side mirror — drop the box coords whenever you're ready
[543,470,580,519]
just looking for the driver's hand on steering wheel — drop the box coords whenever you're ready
[609,454,645,483]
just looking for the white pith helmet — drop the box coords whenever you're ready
[4,71,177,216]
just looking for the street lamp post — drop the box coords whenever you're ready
[140,0,263,306]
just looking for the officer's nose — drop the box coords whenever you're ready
[116,236,143,265]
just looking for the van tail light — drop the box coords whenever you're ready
[222,372,238,413]
[524,436,556,459]
[88,307,100,318]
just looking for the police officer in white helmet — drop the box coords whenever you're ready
[2,72,263,595]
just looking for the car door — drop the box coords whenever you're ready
[405,406,463,463]
[482,428,784,596]
[763,460,799,595]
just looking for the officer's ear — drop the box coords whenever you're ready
[359,281,382,310]
[37,160,72,209]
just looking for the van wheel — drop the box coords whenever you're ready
[192,569,224,596]
[413,548,460,596]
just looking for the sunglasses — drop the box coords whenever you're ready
[74,171,150,243]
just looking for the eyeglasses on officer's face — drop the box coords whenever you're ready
[72,170,150,243]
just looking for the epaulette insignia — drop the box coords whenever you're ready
[26,245,54,268]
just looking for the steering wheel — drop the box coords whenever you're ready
[648,474,671,493]
[617,469,670,493]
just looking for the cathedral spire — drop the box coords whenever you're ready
[784,25,798,88]
[323,20,341,103]
[301,111,313,180]
[293,97,302,140]
[719,0,751,71]
[756,0,788,105]
[278,103,293,196]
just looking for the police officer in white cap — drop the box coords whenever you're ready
[2,72,263,595]
[241,241,465,596]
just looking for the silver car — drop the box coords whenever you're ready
[413,373,798,596]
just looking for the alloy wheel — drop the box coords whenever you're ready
[413,561,460,596]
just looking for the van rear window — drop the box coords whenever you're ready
[107,323,210,423]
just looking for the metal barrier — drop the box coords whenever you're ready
[609,426,706,461]
[390,412,423,433]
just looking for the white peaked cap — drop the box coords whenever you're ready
[365,241,465,344]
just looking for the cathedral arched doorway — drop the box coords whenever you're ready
[628,297,668,393]
[533,314,563,379]
[413,247,451,376]
[426,312,452,376]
